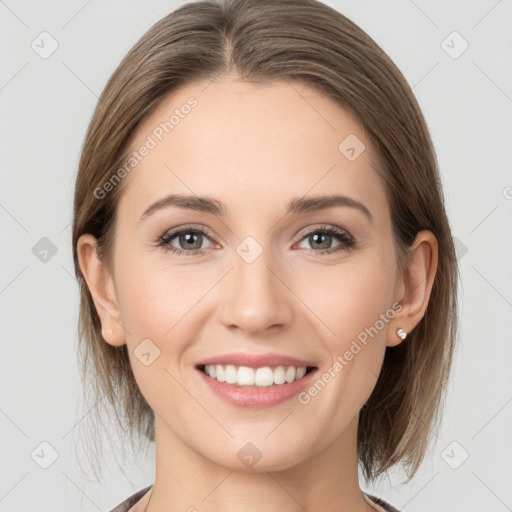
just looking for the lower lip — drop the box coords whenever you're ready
[195,367,318,408]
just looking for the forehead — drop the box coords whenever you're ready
[118,76,388,223]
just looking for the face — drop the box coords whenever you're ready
[89,75,407,472]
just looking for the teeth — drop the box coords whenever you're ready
[202,364,310,387]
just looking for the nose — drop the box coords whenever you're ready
[218,242,293,335]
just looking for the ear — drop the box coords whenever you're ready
[388,230,438,347]
[76,233,126,347]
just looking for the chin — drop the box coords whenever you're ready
[203,442,306,474]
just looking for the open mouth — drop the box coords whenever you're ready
[196,364,317,388]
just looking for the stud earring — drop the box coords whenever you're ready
[396,328,407,340]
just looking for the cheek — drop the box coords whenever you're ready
[113,254,195,403]
[114,250,209,374]
[304,251,397,343]
[114,242,196,331]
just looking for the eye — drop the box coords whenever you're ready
[157,225,215,256]
[157,223,356,256]
[294,225,355,255]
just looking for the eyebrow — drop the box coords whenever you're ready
[139,193,373,223]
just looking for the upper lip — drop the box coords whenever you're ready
[196,352,318,369]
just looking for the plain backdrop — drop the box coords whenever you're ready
[0,1,511,511]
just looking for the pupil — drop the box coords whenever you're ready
[181,232,201,249]
[311,233,330,249]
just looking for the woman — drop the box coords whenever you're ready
[72,0,459,511]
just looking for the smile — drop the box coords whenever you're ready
[195,364,318,408]
[200,364,315,387]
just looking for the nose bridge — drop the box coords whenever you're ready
[219,234,292,333]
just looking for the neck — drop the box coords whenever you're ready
[144,413,375,512]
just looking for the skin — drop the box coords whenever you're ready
[77,74,438,512]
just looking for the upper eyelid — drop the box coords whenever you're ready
[298,224,351,238]
[162,224,217,242]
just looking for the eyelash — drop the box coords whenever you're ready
[157,224,356,257]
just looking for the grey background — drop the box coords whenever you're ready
[1,0,511,511]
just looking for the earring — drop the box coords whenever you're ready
[396,328,407,340]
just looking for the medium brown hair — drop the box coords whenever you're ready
[72,0,459,484]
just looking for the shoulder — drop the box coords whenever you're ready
[108,485,153,512]
[364,492,402,512]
